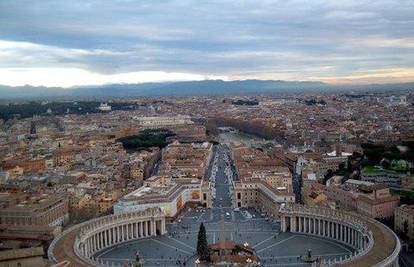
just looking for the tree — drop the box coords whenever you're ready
[197,223,209,260]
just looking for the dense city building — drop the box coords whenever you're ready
[395,204,414,242]
[231,145,295,219]
[0,93,411,266]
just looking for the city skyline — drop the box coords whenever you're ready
[0,1,413,266]
[1,0,414,87]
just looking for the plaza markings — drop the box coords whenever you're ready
[301,235,352,253]
[253,234,278,248]
[165,236,195,252]
[95,238,147,258]
[259,252,350,260]
[263,263,309,266]
[182,230,275,234]
[150,238,193,255]
[256,235,297,253]
[97,257,175,262]
[209,211,214,221]
[196,212,206,222]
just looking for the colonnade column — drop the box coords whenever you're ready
[319,220,321,236]
[351,228,354,246]
[302,217,305,233]
[138,222,141,238]
[152,220,156,236]
[322,221,325,236]
[116,226,120,242]
[86,239,90,256]
[305,218,307,233]
[98,232,102,250]
[161,219,166,234]
[338,224,341,241]
[331,222,334,238]
[90,237,93,254]
[133,222,137,238]
[334,223,337,239]
[327,221,330,238]
[351,229,354,247]
[96,232,99,248]
[327,221,329,237]
[85,239,89,256]
[328,222,331,238]
[91,235,94,252]
[353,229,356,247]
[318,219,321,235]
[312,219,316,234]
[92,235,95,252]
[345,226,348,243]
[313,219,316,235]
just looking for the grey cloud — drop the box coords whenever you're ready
[0,0,413,81]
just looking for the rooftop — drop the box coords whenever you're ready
[0,194,65,213]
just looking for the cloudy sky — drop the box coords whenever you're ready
[1,0,414,87]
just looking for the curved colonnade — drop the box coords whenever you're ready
[48,205,400,267]
[280,205,400,267]
[48,208,166,267]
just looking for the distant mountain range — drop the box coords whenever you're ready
[1,79,413,99]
